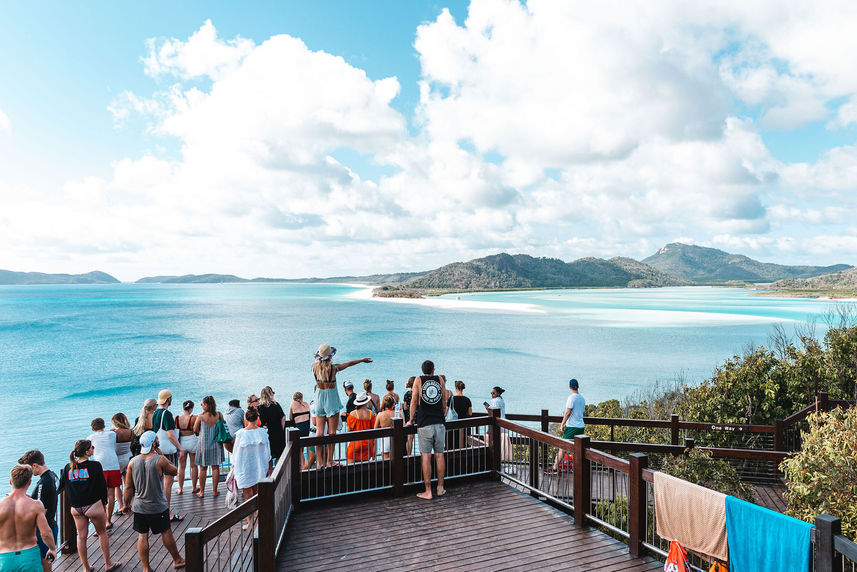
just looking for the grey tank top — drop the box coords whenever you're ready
[131,454,168,515]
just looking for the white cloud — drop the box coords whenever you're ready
[7,4,857,277]
[0,107,10,134]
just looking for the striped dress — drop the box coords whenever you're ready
[195,418,224,467]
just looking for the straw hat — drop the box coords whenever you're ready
[316,344,336,360]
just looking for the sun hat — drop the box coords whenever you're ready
[343,380,354,389]
[353,392,371,407]
[569,378,579,390]
[157,389,172,405]
[139,431,157,454]
[316,344,336,360]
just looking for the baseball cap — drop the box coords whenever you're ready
[343,380,354,389]
[157,389,172,404]
[139,431,157,454]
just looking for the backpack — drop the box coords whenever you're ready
[664,540,692,572]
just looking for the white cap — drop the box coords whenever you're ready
[139,431,157,454]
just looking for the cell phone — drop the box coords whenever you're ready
[483,401,489,407]
[46,553,55,563]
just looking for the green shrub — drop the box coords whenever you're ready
[781,407,857,540]
[659,448,755,501]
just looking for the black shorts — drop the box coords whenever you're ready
[164,452,179,466]
[133,510,171,534]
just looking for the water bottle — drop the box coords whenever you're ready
[394,402,401,419]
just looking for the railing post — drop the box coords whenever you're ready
[670,414,679,446]
[628,453,648,558]
[774,418,784,451]
[683,437,694,451]
[391,417,405,496]
[573,435,591,527]
[184,527,204,572]
[288,428,302,507]
[59,491,75,554]
[818,391,829,412]
[490,408,501,480]
[540,409,549,433]
[814,514,842,572]
[256,478,275,572]
[528,433,539,496]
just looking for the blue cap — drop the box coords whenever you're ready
[569,378,579,389]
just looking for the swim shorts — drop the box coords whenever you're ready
[0,545,41,571]
[310,387,342,418]
[417,424,445,454]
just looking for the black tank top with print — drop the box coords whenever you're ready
[413,375,444,427]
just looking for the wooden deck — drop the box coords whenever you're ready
[54,488,233,571]
[277,481,663,571]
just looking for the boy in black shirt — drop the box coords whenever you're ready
[19,449,59,568]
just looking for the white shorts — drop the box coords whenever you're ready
[378,437,390,455]
[179,434,198,454]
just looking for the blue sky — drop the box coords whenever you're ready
[1,1,857,280]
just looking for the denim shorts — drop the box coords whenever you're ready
[417,424,445,454]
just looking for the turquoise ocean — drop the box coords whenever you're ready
[0,283,846,475]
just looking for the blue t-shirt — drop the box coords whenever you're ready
[565,393,585,428]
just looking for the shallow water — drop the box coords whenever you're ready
[0,283,844,477]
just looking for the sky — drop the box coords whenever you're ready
[1,0,857,281]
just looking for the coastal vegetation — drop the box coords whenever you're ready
[761,267,857,298]
[781,407,857,540]
[0,269,119,285]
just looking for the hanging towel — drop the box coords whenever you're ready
[653,471,728,562]
[725,495,813,572]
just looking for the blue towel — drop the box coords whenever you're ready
[725,495,813,572]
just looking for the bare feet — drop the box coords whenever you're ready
[105,561,122,571]
[212,490,220,497]
[195,492,204,499]
[416,491,432,500]
[436,488,447,497]
[173,557,187,569]
[175,489,183,495]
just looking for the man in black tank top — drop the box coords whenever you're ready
[407,360,448,500]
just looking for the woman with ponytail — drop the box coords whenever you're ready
[58,439,120,571]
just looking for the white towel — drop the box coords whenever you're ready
[653,471,728,562]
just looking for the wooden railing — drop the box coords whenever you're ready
[494,417,857,572]
[185,436,294,572]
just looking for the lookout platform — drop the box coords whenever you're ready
[277,480,663,572]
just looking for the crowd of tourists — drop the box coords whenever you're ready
[0,342,587,570]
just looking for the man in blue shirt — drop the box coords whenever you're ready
[552,378,585,472]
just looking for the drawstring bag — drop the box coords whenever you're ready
[446,395,459,421]
[664,540,692,572]
[709,562,728,572]
[224,469,238,509]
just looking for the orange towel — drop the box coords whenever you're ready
[653,471,728,562]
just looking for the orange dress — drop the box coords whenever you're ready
[346,412,376,461]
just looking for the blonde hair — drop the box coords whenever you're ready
[312,360,335,382]
[381,394,395,411]
[133,399,157,436]
[260,386,277,407]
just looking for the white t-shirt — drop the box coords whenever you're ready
[88,430,120,471]
[565,393,585,428]
[489,396,506,419]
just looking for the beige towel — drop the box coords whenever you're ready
[653,471,728,562]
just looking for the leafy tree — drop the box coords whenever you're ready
[659,448,754,501]
[781,408,857,540]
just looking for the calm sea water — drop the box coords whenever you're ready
[0,283,845,475]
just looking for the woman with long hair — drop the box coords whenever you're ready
[111,412,133,515]
[176,399,199,495]
[132,398,157,456]
[231,407,270,530]
[257,386,286,462]
[193,395,224,498]
[59,440,120,571]
[311,343,372,469]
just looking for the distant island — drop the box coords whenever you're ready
[2,243,853,296]
[0,270,119,285]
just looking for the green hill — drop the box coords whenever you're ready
[402,253,685,290]
[643,243,850,282]
[765,267,857,294]
[0,270,119,285]
[135,274,248,284]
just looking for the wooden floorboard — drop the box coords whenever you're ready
[277,481,661,571]
[53,482,234,572]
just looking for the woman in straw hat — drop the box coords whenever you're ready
[311,343,372,469]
